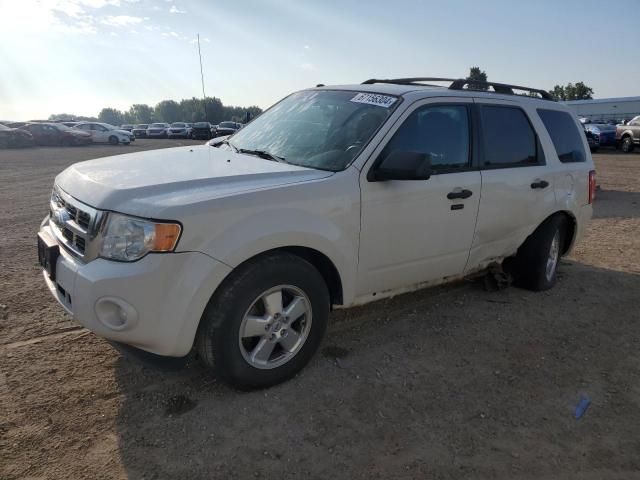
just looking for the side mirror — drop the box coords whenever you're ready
[372,151,432,181]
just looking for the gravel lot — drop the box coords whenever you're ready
[1,141,639,479]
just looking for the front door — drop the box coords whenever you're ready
[358,99,481,296]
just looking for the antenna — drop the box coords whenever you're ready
[197,33,208,122]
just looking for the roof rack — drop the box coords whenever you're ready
[362,77,553,101]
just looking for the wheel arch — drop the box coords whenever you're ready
[221,246,344,307]
[536,210,576,255]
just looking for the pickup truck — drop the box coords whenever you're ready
[616,115,640,153]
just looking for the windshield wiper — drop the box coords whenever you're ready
[237,148,286,163]
[214,138,238,152]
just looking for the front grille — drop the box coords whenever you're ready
[50,187,101,259]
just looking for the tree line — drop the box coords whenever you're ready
[466,67,593,100]
[49,69,594,126]
[49,97,263,126]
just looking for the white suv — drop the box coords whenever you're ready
[38,78,595,388]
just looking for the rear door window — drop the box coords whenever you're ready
[479,105,539,167]
[538,109,587,163]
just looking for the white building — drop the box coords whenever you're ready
[562,97,640,123]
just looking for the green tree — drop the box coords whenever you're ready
[98,108,124,126]
[154,100,182,123]
[549,85,566,101]
[548,82,594,101]
[127,104,154,124]
[466,66,488,91]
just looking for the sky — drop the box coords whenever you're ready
[1,0,639,121]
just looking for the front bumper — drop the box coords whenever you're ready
[40,220,232,357]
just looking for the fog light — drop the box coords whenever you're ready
[95,297,138,331]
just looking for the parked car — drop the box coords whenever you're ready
[583,126,600,152]
[168,122,193,139]
[58,121,80,128]
[6,121,27,128]
[584,123,616,148]
[120,124,134,132]
[191,122,213,140]
[147,123,170,138]
[0,123,34,148]
[74,122,132,145]
[20,122,91,146]
[132,124,149,138]
[214,121,240,137]
[37,78,595,389]
[616,115,640,153]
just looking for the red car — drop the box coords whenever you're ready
[19,122,91,146]
[0,123,34,148]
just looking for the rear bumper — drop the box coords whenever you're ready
[40,221,232,356]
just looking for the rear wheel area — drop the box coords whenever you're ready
[196,252,330,389]
[512,215,566,291]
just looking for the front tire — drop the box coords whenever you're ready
[108,135,119,145]
[621,136,634,153]
[513,215,566,291]
[196,252,330,389]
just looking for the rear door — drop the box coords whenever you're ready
[358,98,481,296]
[466,99,556,271]
[91,124,109,142]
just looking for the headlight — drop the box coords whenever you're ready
[99,213,181,261]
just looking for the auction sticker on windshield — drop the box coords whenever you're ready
[350,92,397,108]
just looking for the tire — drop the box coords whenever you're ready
[196,252,330,389]
[590,146,598,153]
[513,215,566,291]
[621,136,634,153]
[108,136,119,145]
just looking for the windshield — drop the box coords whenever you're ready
[135,124,148,129]
[171,123,186,127]
[228,90,398,171]
[219,122,236,128]
[194,122,209,127]
[150,123,165,128]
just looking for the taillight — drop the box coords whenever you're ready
[588,170,596,204]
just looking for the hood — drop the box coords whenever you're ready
[115,129,132,136]
[55,145,333,217]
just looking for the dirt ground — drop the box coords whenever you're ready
[1,141,639,479]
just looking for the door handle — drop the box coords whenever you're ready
[530,180,549,189]
[447,189,473,200]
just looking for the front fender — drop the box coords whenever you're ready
[176,170,361,305]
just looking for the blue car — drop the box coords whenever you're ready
[585,123,617,148]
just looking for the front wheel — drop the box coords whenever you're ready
[621,136,634,153]
[196,252,330,389]
[108,135,119,145]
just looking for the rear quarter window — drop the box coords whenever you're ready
[537,109,586,163]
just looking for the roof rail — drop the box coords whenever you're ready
[362,77,457,86]
[449,79,553,100]
[362,77,554,101]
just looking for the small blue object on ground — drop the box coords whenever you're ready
[574,396,591,419]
